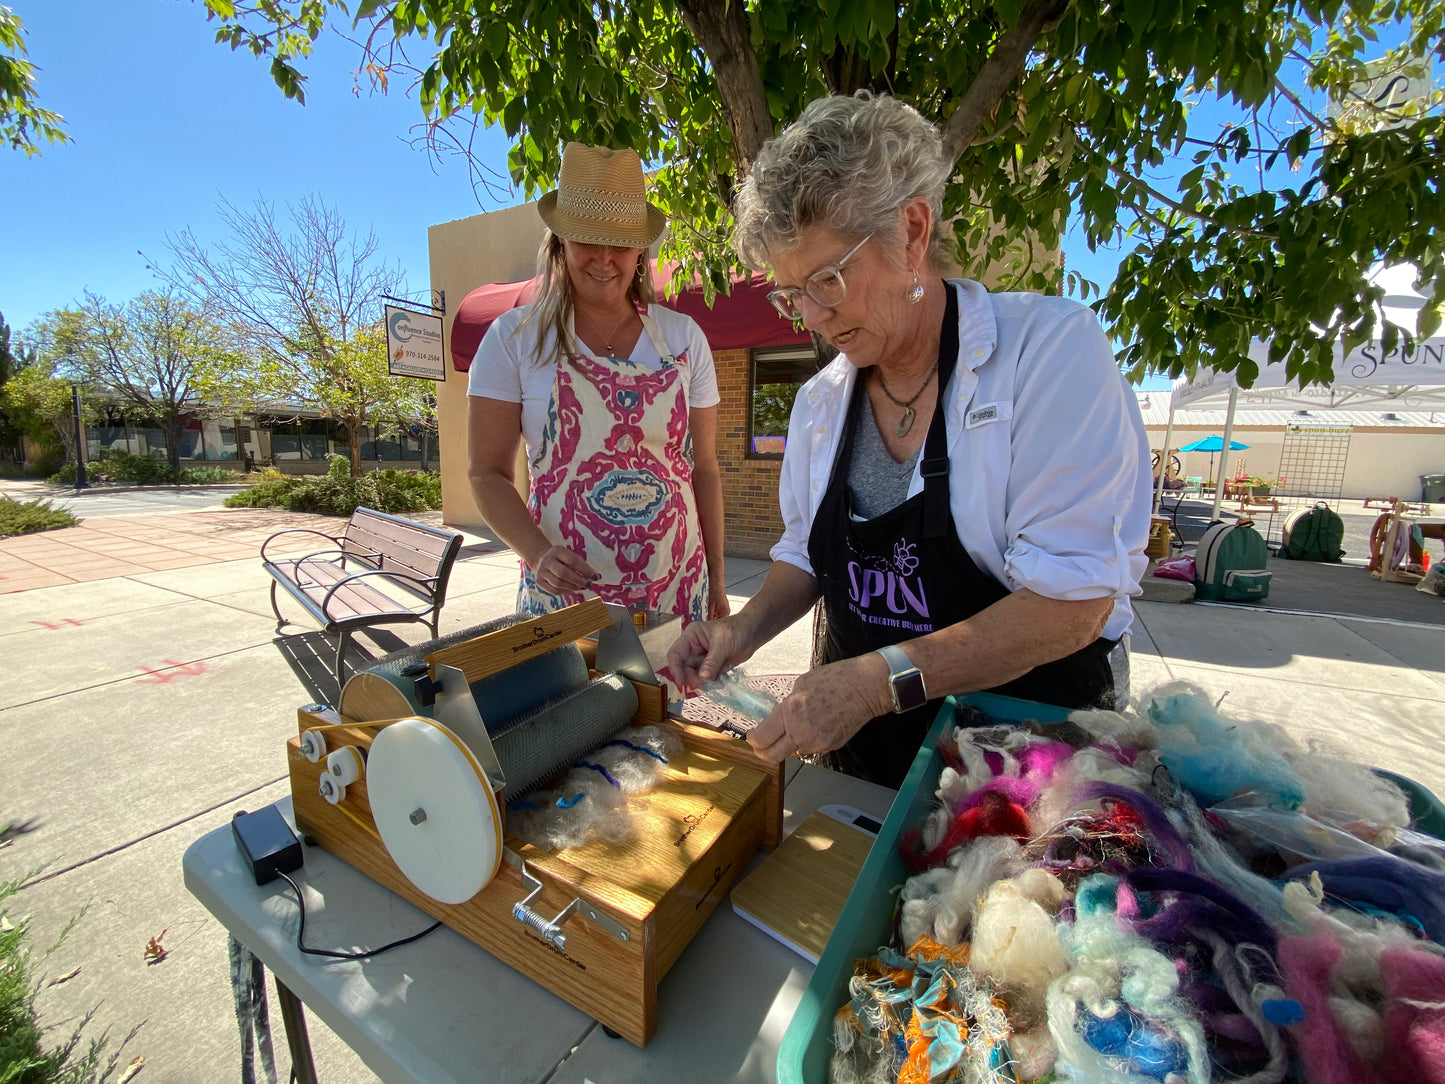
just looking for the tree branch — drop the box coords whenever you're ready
[941,0,1072,161]
[671,0,774,174]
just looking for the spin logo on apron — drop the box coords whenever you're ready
[845,536,934,634]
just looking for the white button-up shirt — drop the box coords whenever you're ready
[771,279,1152,642]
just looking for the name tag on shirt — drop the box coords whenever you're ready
[966,401,1011,429]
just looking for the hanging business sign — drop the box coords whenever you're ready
[385,304,446,381]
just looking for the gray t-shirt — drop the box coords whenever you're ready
[846,390,921,520]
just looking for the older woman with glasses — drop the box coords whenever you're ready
[667,93,1153,788]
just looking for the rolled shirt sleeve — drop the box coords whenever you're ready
[1000,305,1152,607]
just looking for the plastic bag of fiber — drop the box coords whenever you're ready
[829,683,1445,1084]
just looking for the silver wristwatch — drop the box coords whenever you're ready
[875,643,928,714]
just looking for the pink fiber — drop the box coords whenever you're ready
[1017,741,1075,780]
[1278,935,1385,1084]
[1115,880,1140,924]
[1380,946,1445,1083]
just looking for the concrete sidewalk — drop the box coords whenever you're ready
[2,492,1443,1084]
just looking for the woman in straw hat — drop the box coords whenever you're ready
[668,93,1151,787]
[467,142,728,624]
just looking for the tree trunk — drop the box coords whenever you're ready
[163,415,183,471]
[348,425,362,477]
[673,0,774,173]
[940,0,1072,160]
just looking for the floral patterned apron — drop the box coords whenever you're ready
[517,308,708,624]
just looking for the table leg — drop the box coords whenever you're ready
[274,977,320,1084]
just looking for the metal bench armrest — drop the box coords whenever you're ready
[318,567,438,620]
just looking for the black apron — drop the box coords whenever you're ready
[806,284,1117,788]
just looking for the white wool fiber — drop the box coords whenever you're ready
[504,728,679,850]
[1012,867,1068,914]
[898,837,1022,946]
[1292,755,1410,838]
[899,866,955,947]
[918,802,954,853]
[1329,996,1385,1064]
[970,878,1068,1029]
[1006,1028,1058,1081]
[1069,705,1159,752]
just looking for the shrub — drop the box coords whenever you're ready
[47,452,244,487]
[224,462,443,517]
[0,872,124,1083]
[0,498,79,538]
[178,465,245,484]
[96,450,180,485]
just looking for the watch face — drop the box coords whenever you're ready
[892,669,928,713]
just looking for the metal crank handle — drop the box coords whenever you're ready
[504,849,629,953]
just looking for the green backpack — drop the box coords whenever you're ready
[1194,519,1272,602]
[1279,502,1346,562]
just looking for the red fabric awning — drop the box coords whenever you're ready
[449,264,808,371]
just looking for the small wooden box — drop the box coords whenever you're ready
[286,607,782,1046]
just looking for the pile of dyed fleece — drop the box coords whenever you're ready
[832,681,1445,1084]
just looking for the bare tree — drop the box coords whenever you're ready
[166,195,423,475]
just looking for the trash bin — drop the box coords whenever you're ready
[1423,473,1445,503]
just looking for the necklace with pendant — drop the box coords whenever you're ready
[580,308,635,355]
[874,358,940,437]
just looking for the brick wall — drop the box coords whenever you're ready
[713,347,786,560]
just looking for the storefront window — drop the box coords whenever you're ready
[749,346,820,459]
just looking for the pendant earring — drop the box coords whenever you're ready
[906,268,925,304]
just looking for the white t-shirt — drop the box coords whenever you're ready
[772,279,1152,642]
[467,303,720,460]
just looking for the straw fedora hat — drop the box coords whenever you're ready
[537,142,666,249]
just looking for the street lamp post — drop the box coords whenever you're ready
[70,384,88,490]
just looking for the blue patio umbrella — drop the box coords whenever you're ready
[1179,434,1249,479]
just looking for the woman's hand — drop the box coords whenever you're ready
[529,544,599,596]
[665,614,754,693]
[707,579,731,620]
[747,653,892,765]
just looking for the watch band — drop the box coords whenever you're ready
[875,644,928,714]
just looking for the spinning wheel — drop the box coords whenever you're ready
[1152,450,1182,481]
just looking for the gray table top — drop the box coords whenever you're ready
[183,760,896,1084]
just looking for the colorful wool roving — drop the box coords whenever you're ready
[831,682,1445,1084]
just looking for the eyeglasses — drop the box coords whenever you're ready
[766,233,874,320]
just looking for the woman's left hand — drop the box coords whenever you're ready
[747,653,892,764]
[707,579,731,620]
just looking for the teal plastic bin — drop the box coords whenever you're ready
[775,692,1445,1083]
[776,692,1071,1083]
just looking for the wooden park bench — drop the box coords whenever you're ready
[261,507,464,680]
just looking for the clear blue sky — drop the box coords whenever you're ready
[2,0,1158,385]
[2,0,510,335]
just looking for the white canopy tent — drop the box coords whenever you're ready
[1156,264,1445,521]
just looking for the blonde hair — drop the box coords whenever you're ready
[521,232,658,365]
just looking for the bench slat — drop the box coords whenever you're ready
[270,558,419,622]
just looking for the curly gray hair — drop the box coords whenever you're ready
[732,92,952,272]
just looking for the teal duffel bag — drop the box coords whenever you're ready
[1194,519,1272,601]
